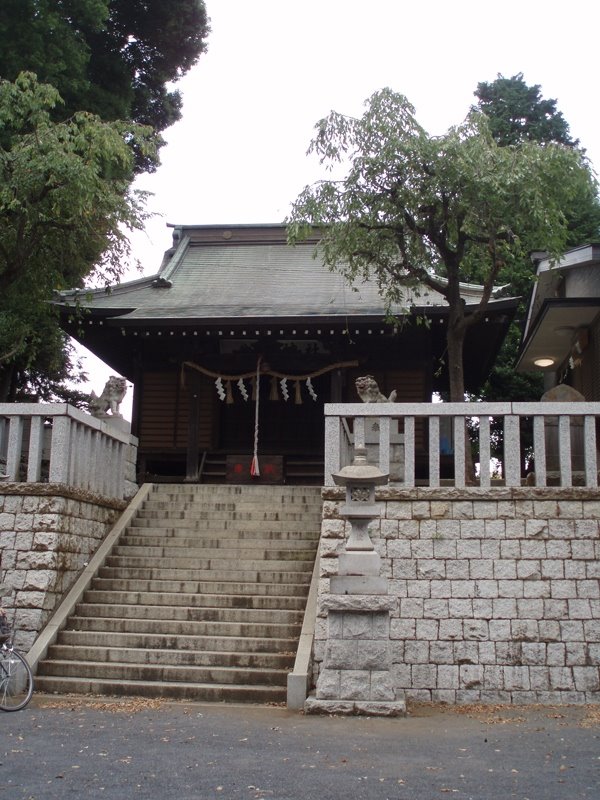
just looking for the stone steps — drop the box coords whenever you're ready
[139,501,321,513]
[145,485,319,498]
[92,576,310,597]
[56,629,297,654]
[40,659,289,687]
[57,615,301,639]
[74,602,303,625]
[35,483,321,703]
[139,500,317,522]
[101,559,313,582]
[111,544,316,561]
[120,534,317,549]
[83,589,307,610]
[96,565,311,584]
[128,518,315,533]
[36,675,286,703]
[47,644,294,670]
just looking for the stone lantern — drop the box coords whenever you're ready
[305,444,405,716]
[332,444,388,547]
[330,445,388,593]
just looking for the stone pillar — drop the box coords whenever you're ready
[305,593,403,715]
[305,445,405,716]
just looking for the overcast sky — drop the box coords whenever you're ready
[82,0,600,413]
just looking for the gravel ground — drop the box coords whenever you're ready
[1,696,599,799]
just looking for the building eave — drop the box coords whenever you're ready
[516,298,600,373]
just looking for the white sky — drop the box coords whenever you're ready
[81,0,600,417]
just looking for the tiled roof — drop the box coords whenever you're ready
[56,227,511,323]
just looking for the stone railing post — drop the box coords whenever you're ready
[48,414,72,483]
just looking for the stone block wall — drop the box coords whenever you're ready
[0,485,126,651]
[123,440,139,499]
[316,486,600,704]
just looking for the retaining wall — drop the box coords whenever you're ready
[0,485,126,650]
[316,486,600,704]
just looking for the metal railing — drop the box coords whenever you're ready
[324,402,600,489]
[0,404,137,501]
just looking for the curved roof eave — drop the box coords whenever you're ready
[54,228,519,321]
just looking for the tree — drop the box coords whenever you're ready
[473,72,574,148]
[471,74,600,413]
[287,89,596,402]
[0,72,158,400]
[0,2,208,399]
[473,73,600,259]
[0,0,209,170]
[0,317,89,405]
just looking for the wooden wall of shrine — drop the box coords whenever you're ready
[134,359,430,482]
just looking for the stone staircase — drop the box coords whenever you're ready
[35,484,322,703]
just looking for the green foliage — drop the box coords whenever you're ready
[473,73,574,147]
[473,73,600,251]
[472,73,600,412]
[288,89,595,400]
[0,1,208,399]
[0,72,158,397]
[0,0,209,170]
[2,321,89,406]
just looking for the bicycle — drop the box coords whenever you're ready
[0,600,34,712]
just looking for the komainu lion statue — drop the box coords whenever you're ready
[355,375,397,403]
[89,376,127,418]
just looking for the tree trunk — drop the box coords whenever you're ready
[446,315,466,403]
[0,364,15,403]
[446,314,477,482]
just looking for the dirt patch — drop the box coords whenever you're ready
[407,700,600,727]
[32,693,166,713]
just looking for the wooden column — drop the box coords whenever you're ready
[185,373,202,482]
[330,368,343,402]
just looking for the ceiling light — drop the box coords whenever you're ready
[533,357,555,368]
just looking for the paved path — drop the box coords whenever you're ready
[1,697,599,799]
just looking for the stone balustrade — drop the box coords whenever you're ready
[325,402,600,489]
[0,403,137,502]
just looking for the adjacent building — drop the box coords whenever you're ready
[517,243,600,399]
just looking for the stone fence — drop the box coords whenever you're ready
[315,485,600,705]
[324,401,600,489]
[0,403,137,501]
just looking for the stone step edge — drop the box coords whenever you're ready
[56,630,298,655]
[75,601,304,626]
[111,547,317,559]
[46,644,295,662]
[66,615,301,632]
[96,571,313,586]
[101,564,314,577]
[84,589,307,601]
[92,580,310,595]
[38,658,290,676]
[34,675,286,702]
[82,594,306,610]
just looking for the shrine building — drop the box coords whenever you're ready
[56,224,517,484]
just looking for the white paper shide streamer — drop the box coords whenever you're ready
[280,378,289,401]
[215,377,226,401]
[237,377,249,401]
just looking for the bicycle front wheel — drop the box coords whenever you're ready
[0,648,34,711]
